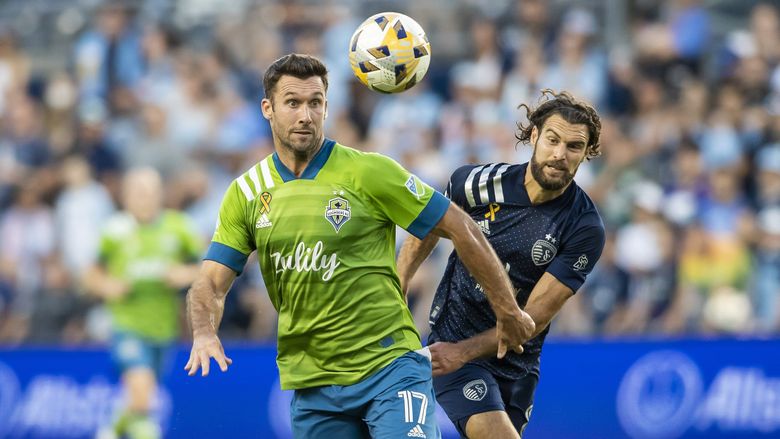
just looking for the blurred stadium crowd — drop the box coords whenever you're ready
[1,0,779,345]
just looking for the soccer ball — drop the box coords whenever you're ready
[349,12,431,94]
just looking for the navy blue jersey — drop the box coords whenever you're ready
[429,162,606,379]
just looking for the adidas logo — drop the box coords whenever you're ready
[476,219,490,235]
[255,213,272,229]
[407,424,426,438]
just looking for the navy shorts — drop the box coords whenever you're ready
[433,363,538,438]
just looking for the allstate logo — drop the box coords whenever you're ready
[617,351,703,439]
[0,362,21,436]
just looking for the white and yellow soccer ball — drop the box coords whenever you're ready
[349,12,431,94]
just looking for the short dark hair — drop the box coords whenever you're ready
[516,89,602,160]
[262,53,329,100]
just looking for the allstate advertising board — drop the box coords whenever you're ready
[0,338,778,438]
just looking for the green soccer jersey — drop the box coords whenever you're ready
[205,139,450,390]
[99,210,203,342]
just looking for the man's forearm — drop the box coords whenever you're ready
[186,276,226,337]
[460,319,548,361]
[459,328,499,360]
[450,222,519,318]
[458,294,564,361]
[397,234,440,296]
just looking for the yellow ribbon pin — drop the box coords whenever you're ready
[259,192,272,214]
[484,203,500,221]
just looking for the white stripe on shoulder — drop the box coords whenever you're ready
[492,164,511,203]
[478,163,498,204]
[260,157,275,189]
[464,165,485,207]
[248,165,262,193]
[236,175,254,201]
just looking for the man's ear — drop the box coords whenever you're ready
[530,126,538,145]
[261,98,273,120]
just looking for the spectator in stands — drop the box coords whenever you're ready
[611,181,677,334]
[55,155,115,278]
[74,1,143,109]
[0,30,30,117]
[0,179,56,343]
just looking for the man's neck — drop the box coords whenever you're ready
[275,137,325,178]
[524,165,569,205]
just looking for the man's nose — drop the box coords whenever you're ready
[550,142,566,160]
[298,105,313,124]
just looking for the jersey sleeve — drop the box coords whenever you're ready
[362,153,450,239]
[546,224,606,293]
[175,214,205,262]
[444,165,475,210]
[96,214,132,267]
[203,180,254,274]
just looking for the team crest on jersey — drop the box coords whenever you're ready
[325,196,351,232]
[462,379,488,401]
[531,236,558,266]
[405,175,425,199]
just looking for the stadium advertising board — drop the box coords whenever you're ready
[0,339,778,438]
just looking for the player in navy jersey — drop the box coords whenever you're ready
[398,89,606,438]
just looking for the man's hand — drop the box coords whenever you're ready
[103,278,130,301]
[496,308,535,359]
[429,342,470,377]
[184,333,233,376]
[165,264,198,289]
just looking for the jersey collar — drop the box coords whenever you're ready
[519,162,577,207]
[272,138,336,182]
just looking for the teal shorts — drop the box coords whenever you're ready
[110,331,171,377]
[290,351,441,438]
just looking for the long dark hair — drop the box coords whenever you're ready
[516,89,602,160]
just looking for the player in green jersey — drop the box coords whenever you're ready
[85,167,202,439]
[184,53,535,438]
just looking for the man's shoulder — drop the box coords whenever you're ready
[449,162,520,183]
[568,184,605,230]
[333,142,392,166]
[102,212,136,240]
[330,143,408,183]
[448,162,522,207]
[159,210,196,231]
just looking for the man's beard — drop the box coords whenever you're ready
[277,127,320,160]
[530,148,576,191]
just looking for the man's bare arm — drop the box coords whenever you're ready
[397,233,440,298]
[429,272,574,375]
[184,260,238,376]
[82,265,129,301]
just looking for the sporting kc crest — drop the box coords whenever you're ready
[462,379,488,401]
[531,234,558,266]
[325,197,351,232]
